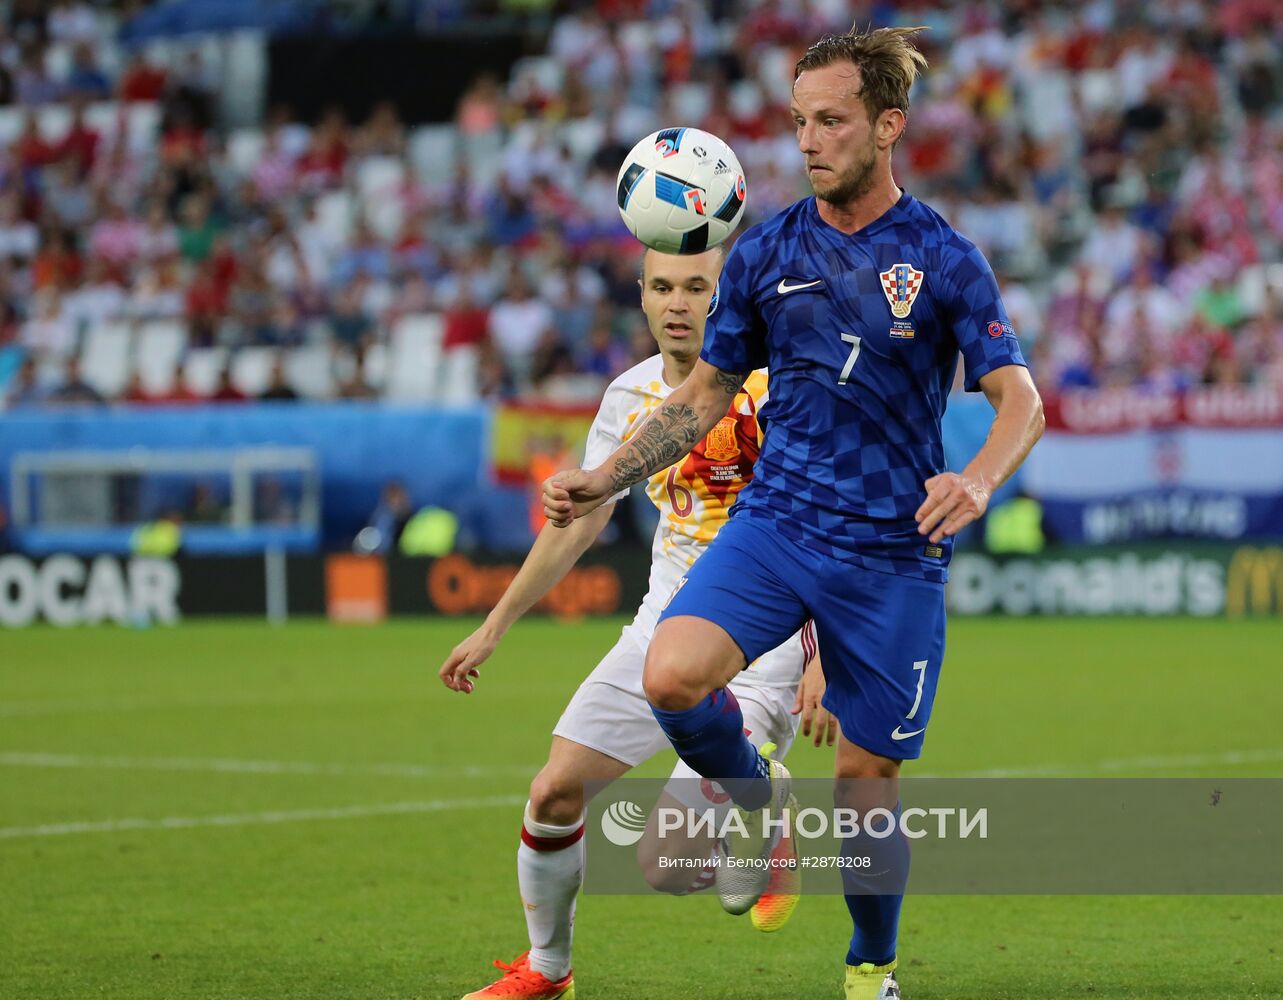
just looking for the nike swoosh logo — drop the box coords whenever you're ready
[777,278,823,294]
[890,726,925,741]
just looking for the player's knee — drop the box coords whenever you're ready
[834,754,901,811]
[642,668,703,711]
[527,767,585,826]
[642,650,704,711]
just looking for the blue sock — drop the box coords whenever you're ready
[842,803,909,967]
[650,688,771,809]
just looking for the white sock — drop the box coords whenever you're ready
[517,802,584,982]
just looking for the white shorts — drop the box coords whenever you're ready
[552,629,800,773]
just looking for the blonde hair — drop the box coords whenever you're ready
[794,26,928,126]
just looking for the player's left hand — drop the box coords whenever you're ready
[438,624,500,694]
[792,655,837,748]
[915,472,990,544]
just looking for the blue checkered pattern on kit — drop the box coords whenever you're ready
[701,192,1026,582]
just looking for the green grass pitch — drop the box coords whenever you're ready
[2,617,1281,999]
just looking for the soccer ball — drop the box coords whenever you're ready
[616,127,747,254]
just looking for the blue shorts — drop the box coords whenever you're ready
[659,513,946,760]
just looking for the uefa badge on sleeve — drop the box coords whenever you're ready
[880,263,925,319]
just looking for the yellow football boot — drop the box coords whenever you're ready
[844,959,899,1000]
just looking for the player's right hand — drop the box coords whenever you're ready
[543,468,611,527]
[439,626,500,694]
[793,653,838,747]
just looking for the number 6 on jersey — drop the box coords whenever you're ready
[838,332,861,384]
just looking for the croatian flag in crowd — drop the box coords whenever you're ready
[1024,388,1283,544]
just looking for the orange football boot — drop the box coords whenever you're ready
[462,951,575,1000]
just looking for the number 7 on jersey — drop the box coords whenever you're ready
[838,332,861,384]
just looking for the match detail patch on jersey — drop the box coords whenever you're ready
[879,263,925,319]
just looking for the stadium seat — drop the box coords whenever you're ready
[135,321,186,396]
[559,118,606,164]
[355,156,404,200]
[1239,263,1283,317]
[408,124,457,184]
[230,347,279,397]
[126,102,161,146]
[613,104,656,148]
[729,80,765,121]
[757,47,795,103]
[461,131,504,190]
[80,321,133,398]
[362,342,388,391]
[84,101,123,138]
[437,346,480,405]
[44,43,74,86]
[35,353,65,388]
[97,39,125,81]
[314,190,354,247]
[227,128,267,177]
[511,55,563,95]
[384,314,443,402]
[303,318,332,346]
[183,348,228,397]
[618,22,653,53]
[222,33,265,127]
[36,104,72,142]
[0,107,21,145]
[283,345,333,400]
[356,156,406,240]
[671,83,712,125]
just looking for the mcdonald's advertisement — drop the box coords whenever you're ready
[947,544,1283,618]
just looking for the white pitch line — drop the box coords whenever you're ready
[0,748,956,780]
[0,751,535,780]
[0,694,406,718]
[0,696,291,718]
[4,746,1281,787]
[916,747,1283,779]
[3,749,1280,842]
[0,795,527,840]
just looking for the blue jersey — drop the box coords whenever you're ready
[700,192,1026,582]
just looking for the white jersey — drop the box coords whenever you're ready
[583,354,804,690]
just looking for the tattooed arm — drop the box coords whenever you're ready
[543,360,748,527]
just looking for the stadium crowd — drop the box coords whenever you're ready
[0,0,1281,409]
